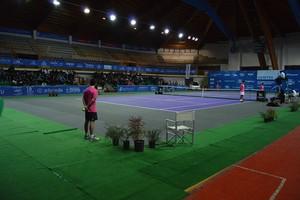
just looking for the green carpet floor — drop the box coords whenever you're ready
[0,107,299,200]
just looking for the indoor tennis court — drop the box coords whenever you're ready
[97,92,249,112]
[1,94,299,199]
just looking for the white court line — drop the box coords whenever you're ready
[104,95,209,103]
[99,100,246,112]
[77,97,174,112]
[233,165,286,200]
[77,97,248,111]
[98,101,171,112]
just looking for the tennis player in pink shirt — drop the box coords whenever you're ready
[82,79,99,141]
[259,83,264,91]
[240,80,245,102]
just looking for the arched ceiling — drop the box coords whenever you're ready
[0,0,299,50]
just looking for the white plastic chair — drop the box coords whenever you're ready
[166,111,195,146]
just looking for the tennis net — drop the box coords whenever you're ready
[157,85,258,100]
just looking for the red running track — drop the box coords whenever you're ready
[185,126,300,200]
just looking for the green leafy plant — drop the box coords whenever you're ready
[146,128,162,142]
[289,101,300,112]
[146,128,162,148]
[259,108,278,123]
[128,116,146,141]
[120,126,130,141]
[104,123,124,141]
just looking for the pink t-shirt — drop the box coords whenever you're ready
[83,86,98,112]
[240,83,245,92]
[259,85,264,91]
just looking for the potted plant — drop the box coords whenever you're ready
[104,123,123,146]
[289,101,300,112]
[128,116,146,152]
[120,126,130,151]
[146,128,162,148]
[259,108,278,123]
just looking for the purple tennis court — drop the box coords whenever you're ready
[98,94,246,112]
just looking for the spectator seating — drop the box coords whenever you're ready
[0,33,202,67]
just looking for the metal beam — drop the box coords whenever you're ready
[238,0,267,70]
[253,0,278,70]
[196,1,222,50]
[288,0,300,28]
[182,0,236,50]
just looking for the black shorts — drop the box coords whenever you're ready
[85,112,98,121]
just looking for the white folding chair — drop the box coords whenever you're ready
[166,111,195,146]
[98,87,104,95]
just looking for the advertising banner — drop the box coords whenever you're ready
[208,70,300,92]
[117,85,158,93]
[0,86,88,97]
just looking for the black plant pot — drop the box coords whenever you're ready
[291,107,298,112]
[123,140,130,151]
[112,138,119,146]
[149,141,156,148]
[264,116,274,123]
[134,140,144,152]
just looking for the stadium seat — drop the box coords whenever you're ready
[166,110,195,146]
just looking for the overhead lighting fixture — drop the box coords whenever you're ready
[110,14,116,21]
[48,2,199,43]
[150,25,155,30]
[84,7,90,14]
[130,19,137,26]
[53,0,60,6]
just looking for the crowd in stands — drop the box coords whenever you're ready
[0,67,76,86]
[0,67,168,88]
[93,71,162,87]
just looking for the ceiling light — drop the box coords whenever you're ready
[110,14,116,21]
[164,28,169,34]
[84,7,90,14]
[53,0,60,6]
[150,25,155,30]
[188,36,191,39]
[130,19,136,26]
[178,33,183,38]
[192,37,195,40]
[195,38,198,41]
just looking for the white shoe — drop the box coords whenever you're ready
[90,135,100,142]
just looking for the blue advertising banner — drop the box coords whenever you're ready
[0,86,88,97]
[0,27,32,36]
[208,70,300,92]
[0,58,196,75]
[36,31,69,41]
[117,85,158,93]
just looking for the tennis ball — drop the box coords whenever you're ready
[82,107,86,111]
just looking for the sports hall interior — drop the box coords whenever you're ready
[1,1,300,200]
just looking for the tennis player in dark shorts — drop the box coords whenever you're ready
[85,112,98,122]
[82,79,99,141]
